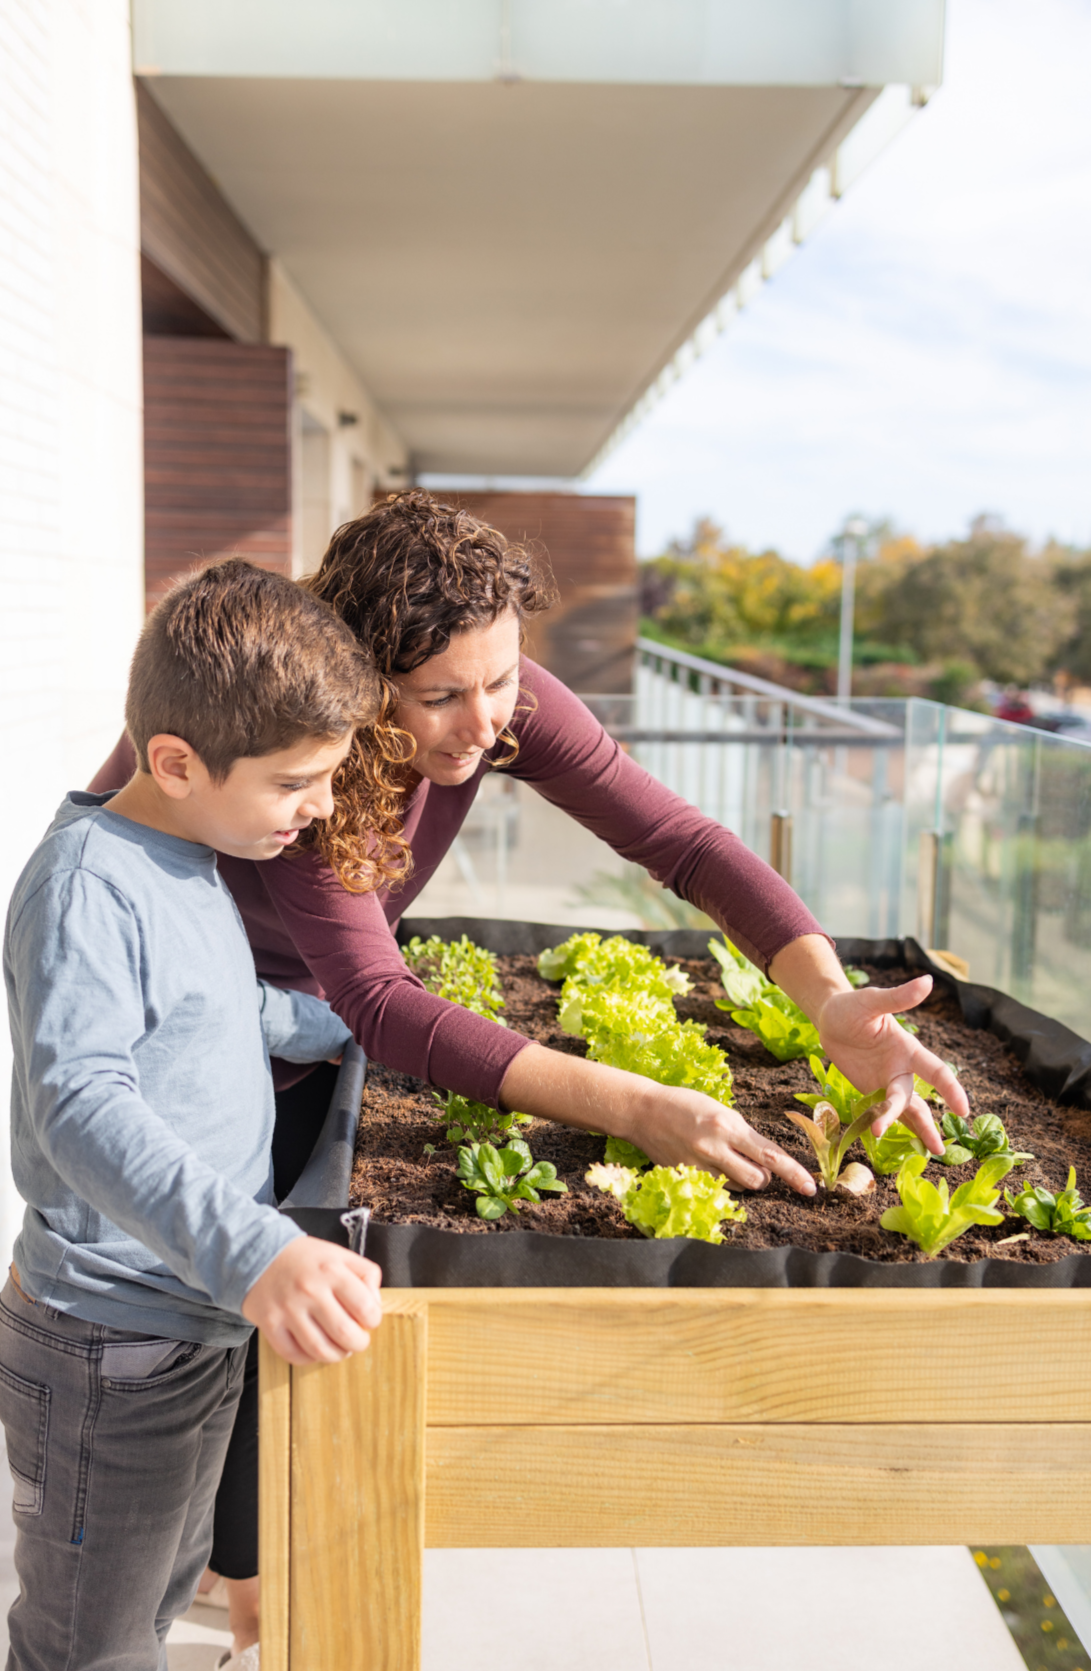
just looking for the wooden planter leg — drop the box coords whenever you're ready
[260,1301,428,1671]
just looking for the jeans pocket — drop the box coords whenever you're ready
[100,1337,193,1382]
[0,1362,50,1516]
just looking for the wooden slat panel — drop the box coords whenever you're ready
[143,337,292,608]
[388,1288,1091,1426]
[423,491,637,692]
[137,83,265,343]
[258,1337,292,1671]
[291,1303,428,1671]
[425,1421,1091,1547]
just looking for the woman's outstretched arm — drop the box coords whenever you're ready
[498,1041,816,1195]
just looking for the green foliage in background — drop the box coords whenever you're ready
[972,1545,1088,1671]
[641,514,1087,696]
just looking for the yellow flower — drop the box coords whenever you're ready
[974,1551,988,1566]
[997,1589,1010,1602]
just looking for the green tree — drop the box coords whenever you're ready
[868,520,1072,685]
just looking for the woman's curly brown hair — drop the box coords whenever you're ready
[297,490,555,893]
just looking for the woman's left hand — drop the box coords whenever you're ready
[817,975,967,1153]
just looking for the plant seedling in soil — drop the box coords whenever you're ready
[880,1153,1013,1257]
[403,933,506,1023]
[433,1089,531,1147]
[1005,1166,1091,1241]
[795,1056,956,1175]
[457,1138,568,1220]
[936,1111,1033,1168]
[586,1162,746,1243]
[785,1100,882,1194]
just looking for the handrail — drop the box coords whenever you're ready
[636,636,902,736]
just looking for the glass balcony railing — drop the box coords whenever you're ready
[409,639,1091,1041]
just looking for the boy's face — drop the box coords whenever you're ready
[154,730,355,861]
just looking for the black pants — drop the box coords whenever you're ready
[208,1061,341,1579]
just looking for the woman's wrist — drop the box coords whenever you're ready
[767,932,851,1026]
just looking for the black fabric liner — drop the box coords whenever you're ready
[283,918,1091,1290]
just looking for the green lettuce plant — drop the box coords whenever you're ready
[548,934,734,1107]
[708,937,821,1060]
[880,1153,1013,1257]
[539,933,691,1003]
[586,1162,746,1242]
[604,1136,651,1168]
[1005,1167,1091,1240]
[457,1138,567,1220]
[434,1090,531,1147]
[403,933,506,1023]
[936,1111,1033,1168]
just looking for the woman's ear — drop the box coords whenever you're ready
[145,734,202,801]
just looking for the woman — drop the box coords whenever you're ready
[92,492,964,1661]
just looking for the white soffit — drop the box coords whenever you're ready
[135,2,943,476]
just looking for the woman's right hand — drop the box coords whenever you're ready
[497,1042,816,1196]
[622,1083,816,1195]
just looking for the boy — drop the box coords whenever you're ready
[1,560,383,1670]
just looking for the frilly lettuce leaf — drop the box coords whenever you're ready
[587,1162,746,1243]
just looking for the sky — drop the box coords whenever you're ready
[585,0,1091,561]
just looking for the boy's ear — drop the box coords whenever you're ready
[145,734,202,801]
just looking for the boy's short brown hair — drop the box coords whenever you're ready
[126,559,378,779]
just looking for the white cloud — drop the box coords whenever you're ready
[587,0,1091,559]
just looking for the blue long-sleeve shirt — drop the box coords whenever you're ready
[4,792,352,1345]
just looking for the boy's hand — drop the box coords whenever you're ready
[242,1235,383,1365]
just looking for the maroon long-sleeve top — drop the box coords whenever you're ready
[91,659,824,1103]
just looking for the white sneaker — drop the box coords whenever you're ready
[215,1648,260,1670]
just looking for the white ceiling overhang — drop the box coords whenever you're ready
[134,1,944,477]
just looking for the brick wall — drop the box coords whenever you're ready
[428,491,637,692]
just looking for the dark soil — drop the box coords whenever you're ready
[349,954,1091,1264]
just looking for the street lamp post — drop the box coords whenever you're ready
[837,516,868,705]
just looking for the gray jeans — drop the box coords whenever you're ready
[0,1275,247,1671]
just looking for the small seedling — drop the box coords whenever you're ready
[880,1153,1013,1257]
[433,1089,531,1147]
[1005,1167,1091,1241]
[457,1139,567,1221]
[795,1056,954,1175]
[936,1111,1033,1168]
[785,1100,887,1194]
[586,1162,746,1243]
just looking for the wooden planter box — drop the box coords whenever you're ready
[259,1285,1091,1670]
[261,924,1091,1668]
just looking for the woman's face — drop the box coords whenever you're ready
[392,610,522,787]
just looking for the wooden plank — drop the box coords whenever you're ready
[425,1421,1091,1547]
[137,83,265,343]
[403,1287,1091,1426]
[291,1301,428,1670]
[258,1335,292,1671]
